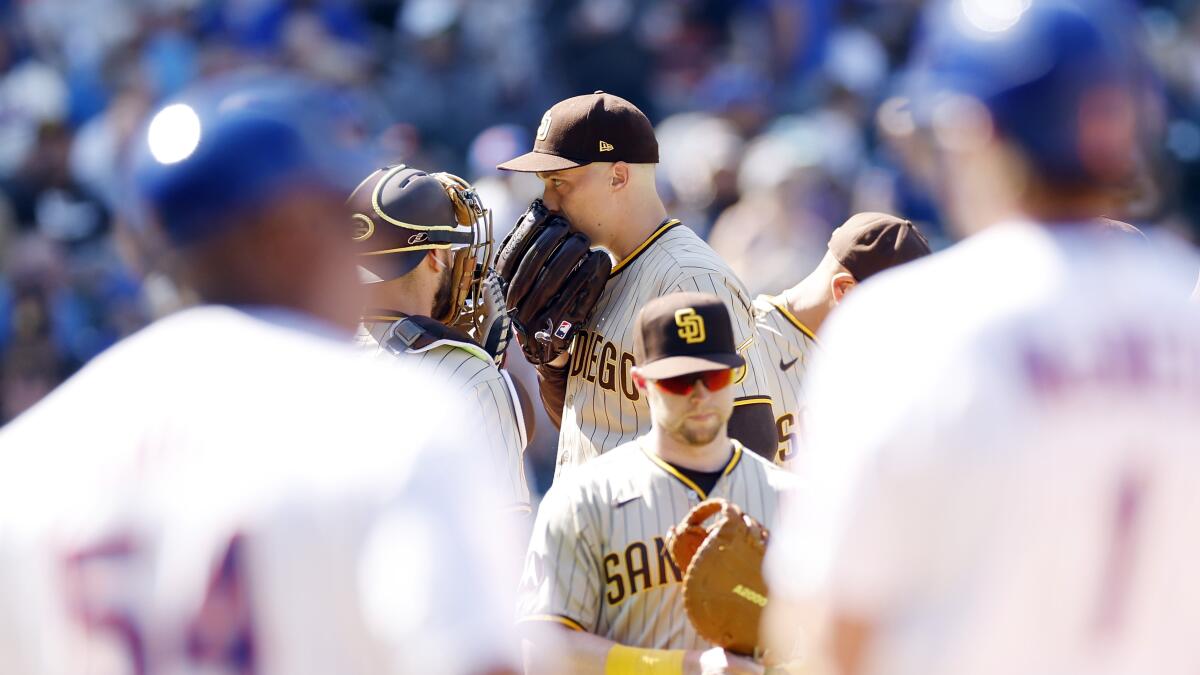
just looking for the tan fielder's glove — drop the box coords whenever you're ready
[665,498,770,657]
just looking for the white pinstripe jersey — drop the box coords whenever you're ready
[518,438,797,649]
[358,318,530,513]
[557,221,781,476]
[751,294,821,467]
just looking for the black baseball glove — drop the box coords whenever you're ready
[493,200,612,365]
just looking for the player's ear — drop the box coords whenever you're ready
[831,272,856,303]
[425,249,448,273]
[609,162,629,192]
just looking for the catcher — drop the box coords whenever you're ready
[495,91,783,474]
[347,164,531,516]
[517,292,796,674]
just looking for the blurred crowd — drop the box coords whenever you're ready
[1,0,1198,489]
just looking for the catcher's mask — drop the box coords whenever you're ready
[347,164,493,326]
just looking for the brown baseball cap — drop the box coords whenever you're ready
[633,292,744,380]
[828,212,932,281]
[497,91,659,173]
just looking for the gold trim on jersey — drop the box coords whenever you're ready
[609,219,681,277]
[735,335,755,353]
[733,396,772,408]
[723,441,745,477]
[766,295,819,343]
[519,614,585,632]
[731,363,748,384]
[639,440,742,500]
[362,314,406,323]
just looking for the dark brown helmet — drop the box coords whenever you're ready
[347,164,493,324]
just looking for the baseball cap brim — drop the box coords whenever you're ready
[638,353,745,380]
[496,151,586,173]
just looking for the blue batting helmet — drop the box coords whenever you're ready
[130,72,370,246]
[906,0,1144,184]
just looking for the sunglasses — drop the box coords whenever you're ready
[651,369,735,396]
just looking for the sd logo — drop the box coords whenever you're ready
[674,308,706,344]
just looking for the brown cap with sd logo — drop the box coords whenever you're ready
[497,91,659,173]
[633,292,745,380]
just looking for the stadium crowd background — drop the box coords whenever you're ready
[0,0,1197,492]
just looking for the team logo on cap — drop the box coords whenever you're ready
[554,320,572,340]
[675,308,706,344]
[599,141,614,152]
[408,233,429,245]
[352,214,374,241]
[536,111,552,141]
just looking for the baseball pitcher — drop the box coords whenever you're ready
[495,92,783,476]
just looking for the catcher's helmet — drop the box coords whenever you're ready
[347,165,493,325]
[907,0,1142,184]
[131,72,368,246]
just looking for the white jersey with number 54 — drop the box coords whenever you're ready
[0,306,519,675]
[768,223,1200,675]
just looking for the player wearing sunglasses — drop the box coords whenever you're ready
[517,292,794,674]
[630,295,747,465]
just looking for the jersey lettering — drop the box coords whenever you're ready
[187,535,256,672]
[604,552,626,604]
[569,329,639,403]
[1092,467,1149,638]
[751,295,820,465]
[598,342,620,392]
[775,413,796,464]
[585,331,602,383]
[604,537,682,607]
[655,537,681,587]
[61,537,146,675]
[625,542,652,596]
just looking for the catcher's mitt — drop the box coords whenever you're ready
[665,499,770,656]
[493,200,611,365]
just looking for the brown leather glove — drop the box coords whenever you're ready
[493,200,611,365]
[665,498,771,656]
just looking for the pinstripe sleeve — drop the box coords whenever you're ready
[516,482,601,633]
[471,376,532,513]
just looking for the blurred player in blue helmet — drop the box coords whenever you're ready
[130,71,371,329]
[0,73,523,675]
[763,3,1200,674]
[884,0,1149,235]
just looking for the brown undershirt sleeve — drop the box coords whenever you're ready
[535,362,569,429]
